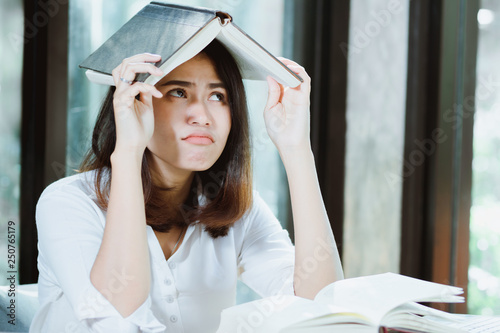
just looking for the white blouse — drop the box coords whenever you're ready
[29,171,295,333]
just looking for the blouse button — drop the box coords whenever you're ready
[166,295,175,303]
[168,262,177,269]
[170,315,178,323]
[164,278,172,286]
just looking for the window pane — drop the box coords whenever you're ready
[68,0,287,304]
[343,0,409,277]
[67,0,151,174]
[468,0,500,316]
[0,0,23,285]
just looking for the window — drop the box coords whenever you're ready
[67,0,151,174]
[468,0,500,315]
[0,0,23,284]
[343,0,410,277]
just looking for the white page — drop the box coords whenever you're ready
[216,23,301,87]
[429,314,500,333]
[284,323,377,333]
[314,272,464,326]
[216,295,365,333]
[382,303,467,333]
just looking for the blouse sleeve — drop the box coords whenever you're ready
[35,180,165,332]
[236,191,295,297]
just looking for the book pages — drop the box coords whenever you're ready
[313,272,464,326]
[216,295,363,333]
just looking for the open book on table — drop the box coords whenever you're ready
[79,2,302,87]
[216,272,469,333]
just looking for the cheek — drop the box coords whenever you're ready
[220,108,232,139]
[152,96,163,113]
[153,98,178,125]
[151,102,177,140]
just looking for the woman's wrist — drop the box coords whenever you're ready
[110,148,144,169]
[278,143,314,168]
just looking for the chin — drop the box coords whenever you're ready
[187,165,212,172]
[181,160,218,172]
[180,152,222,172]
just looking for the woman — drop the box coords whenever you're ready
[30,40,343,332]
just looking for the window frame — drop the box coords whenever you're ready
[20,0,69,283]
[401,0,478,313]
[284,0,350,251]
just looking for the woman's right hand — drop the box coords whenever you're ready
[111,53,164,157]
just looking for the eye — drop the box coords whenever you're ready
[167,89,186,98]
[209,92,225,102]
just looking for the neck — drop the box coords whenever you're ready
[146,150,195,205]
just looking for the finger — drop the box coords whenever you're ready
[113,66,163,88]
[118,62,164,83]
[277,57,303,68]
[112,64,136,88]
[276,58,308,76]
[280,64,311,94]
[112,53,162,86]
[139,88,155,109]
[129,82,163,99]
[123,53,162,65]
[276,58,310,90]
[285,64,309,80]
[265,76,283,111]
[111,64,123,83]
[115,82,162,102]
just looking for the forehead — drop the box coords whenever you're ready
[157,53,221,85]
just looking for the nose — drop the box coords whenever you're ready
[186,99,211,126]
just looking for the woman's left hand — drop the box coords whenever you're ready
[264,58,312,155]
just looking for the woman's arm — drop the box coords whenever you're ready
[89,53,164,317]
[264,59,344,299]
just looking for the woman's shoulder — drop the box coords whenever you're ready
[38,169,103,204]
[247,190,276,217]
[35,170,108,229]
[232,190,280,230]
[229,190,292,253]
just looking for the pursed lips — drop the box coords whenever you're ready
[182,133,214,145]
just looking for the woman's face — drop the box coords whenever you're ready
[148,53,231,176]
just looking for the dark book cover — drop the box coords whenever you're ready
[79,2,219,82]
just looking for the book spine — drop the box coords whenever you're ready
[150,1,217,16]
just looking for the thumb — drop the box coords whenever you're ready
[264,76,282,111]
[139,90,154,109]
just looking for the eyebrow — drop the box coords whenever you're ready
[159,80,226,89]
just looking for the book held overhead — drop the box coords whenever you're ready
[79,2,302,87]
